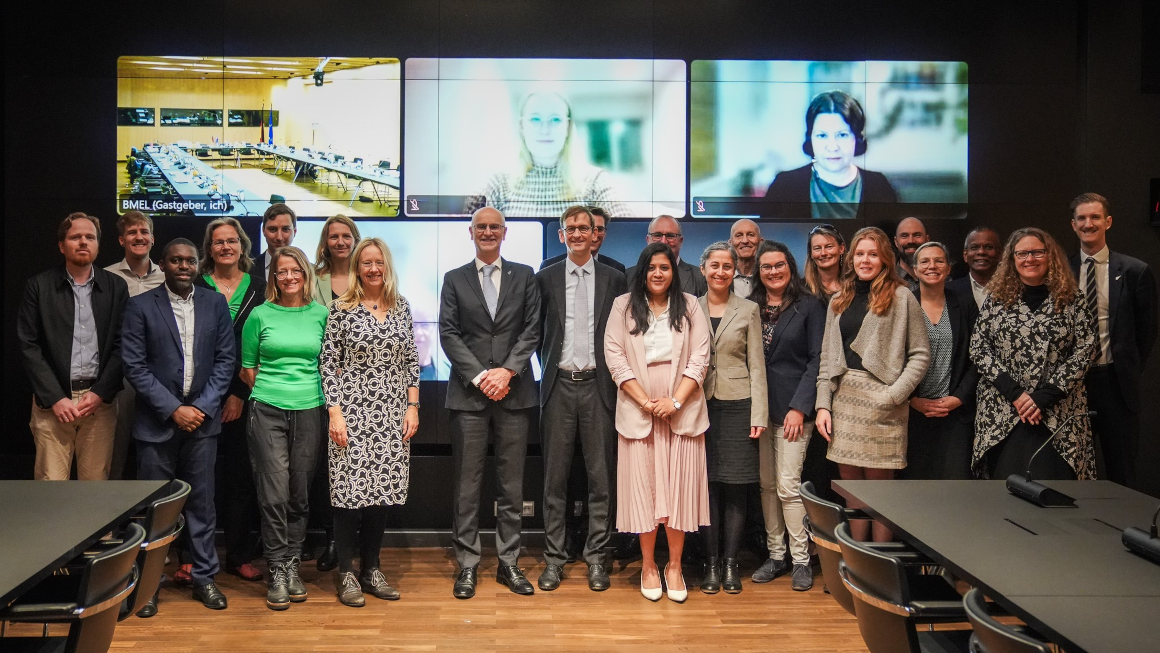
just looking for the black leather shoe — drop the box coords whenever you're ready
[136,591,159,618]
[316,541,338,572]
[496,565,535,595]
[286,557,307,602]
[538,564,563,591]
[722,558,742,594]
[700,557,722,594]
[267,564,290,610]
[193,582,228,610]
[587,564,610,591]
[453,567,477,599]
[360,568,401,600]
[337,572,365,607]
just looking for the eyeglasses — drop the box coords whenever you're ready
[473,224,505,233]
[563,226,592,235]
[759,262,789,273]
[592,226,606,234]
[648,232,682,241]
[275,269,305,279]
[211,238,240,248]
[1013,249,1047,261]
[522,115,569,130]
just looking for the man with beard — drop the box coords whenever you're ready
[948,227,1000,309]
[894,217,929,291]
[259,203,297,280]
[729,219,763,296]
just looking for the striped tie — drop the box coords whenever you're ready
[1084,256,1098,330]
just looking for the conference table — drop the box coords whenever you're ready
[133,146,260,216]
[0,481,169,607]
[833,480,1160,653]
[254,144,400,207]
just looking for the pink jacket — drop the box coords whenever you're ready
[604,293,711,439]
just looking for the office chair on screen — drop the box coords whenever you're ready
[834,521,972,653]
[0,522,145,653]
[962,589,1053,653]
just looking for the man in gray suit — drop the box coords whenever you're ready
[535,206,627,593]
[625,215,708,296]
[439,207,542,598]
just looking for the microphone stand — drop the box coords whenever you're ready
[1005,410,1095,507]
[1122,504,1160,565]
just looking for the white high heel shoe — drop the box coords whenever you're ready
[640,563,663,602]
[664,563,687,603]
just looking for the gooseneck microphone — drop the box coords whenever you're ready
[1122,504,1160,565]
[1005,410,1096,508]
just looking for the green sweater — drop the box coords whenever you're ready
[241,301,328,410]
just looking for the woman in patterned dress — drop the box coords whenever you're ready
[815,227,930,542]
[970,228,1096,480]
[320,237,420,607]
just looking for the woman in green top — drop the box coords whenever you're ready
[193,217,267,584]
[312,214,360,307]
[240,246,329,611]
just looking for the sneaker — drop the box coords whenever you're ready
[266,564,290,610]
[751,558,788,583]
[791,564,814,591]
[337,571,365,607]
[286,557,307,602]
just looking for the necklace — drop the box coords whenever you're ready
[212,274,235,296]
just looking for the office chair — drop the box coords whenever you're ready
[377,160,391,170]
[835,522,972,653]
[0,522,145,653]
[270,194,286,204]
[120,480,189,619]
[963,589,1053,653]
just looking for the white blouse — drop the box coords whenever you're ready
[643,309,674,364]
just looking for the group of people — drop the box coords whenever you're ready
[16,191,1156,613]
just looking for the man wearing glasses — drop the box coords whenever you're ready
[539,207,625,272]
[948,226,1000,309]
[440,207,542,598]
[625,215,708,296]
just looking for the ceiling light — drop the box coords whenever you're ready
[148,67,185,71]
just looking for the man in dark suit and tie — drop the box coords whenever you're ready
[625,215,707,296]
[122,239,236,612]
[539,206,625,272]
[440,207,542,598]
[535,206,627,592]
[259,203,297,281]
[1068,193,1158,490]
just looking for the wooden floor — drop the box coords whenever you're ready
[10,547,870,652]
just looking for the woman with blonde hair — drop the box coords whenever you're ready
[803,223,846,300]
[321,238,420,607]
[241,246,329,610]
[815,227,930,542]
[970,227,1095,481]
[312,214,361,306]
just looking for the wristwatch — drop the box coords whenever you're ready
[670,397,682,410]
[407,401,420,408]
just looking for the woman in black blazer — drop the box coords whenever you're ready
[762,91,898,221]
[747,241,826,591]
[903,242,979,480]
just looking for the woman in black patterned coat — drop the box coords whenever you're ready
[970,227,1096,480]
[321,237,420,606]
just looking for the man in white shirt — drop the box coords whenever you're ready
[259,204,297,281]
[948,226,1000,309]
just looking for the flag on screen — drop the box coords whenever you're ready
[259,103,265,144]
[268,105,274,145]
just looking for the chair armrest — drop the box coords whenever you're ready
[909,600,969,620]
[0,602,81,621]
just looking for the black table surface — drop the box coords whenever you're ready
[0,480,169,606]
[833,480,1160,653]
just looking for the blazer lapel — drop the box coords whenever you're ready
[191,289,213,371]
[552,262,567,328]
[463,261,490,320]
[767,300,792,356]
[594,264,611,325]
[153,288,183,352]
[1107,252,1123,337]
[493,257,514,317]
[668,306,687,395]
[715,294,741,345]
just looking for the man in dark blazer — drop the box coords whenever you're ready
[258,203,296,281]
[535,206,627,593]
[122,239,236,612]
[538,206,625,272]
[947,226,1000,310]
[1068,193,1158,489]
[439,207,542,599]
[624,215,707,296]
[18,213,128,480]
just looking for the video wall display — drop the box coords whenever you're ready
[689,60,968,220]
[293,220,545,382]
[403,58,687,219]
[116,56,401,219]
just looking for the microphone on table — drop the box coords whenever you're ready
[1123,504,1160,565]
[1005,410,1095,508]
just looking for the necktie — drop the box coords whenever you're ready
[1084,256,1098,330]
[573,268,589,369]
[481,264,498,318]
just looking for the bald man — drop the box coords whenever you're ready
[894,217,929,291]
[625,215,708,296]
[729,219,762,296]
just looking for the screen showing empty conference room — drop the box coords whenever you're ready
[116,56,400,218]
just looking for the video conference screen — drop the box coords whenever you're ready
[294,220,545,382]
[403,58,687,219]
[116,56,400,219]
[689,60,968,220]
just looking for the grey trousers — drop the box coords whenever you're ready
[450,404,531,568]
[541,376,614,566]
[248,400,324,565]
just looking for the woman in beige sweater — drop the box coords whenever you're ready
[815,227,930,542]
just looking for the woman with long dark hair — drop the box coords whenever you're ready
[605,242,711,603]
[803,223,846,301]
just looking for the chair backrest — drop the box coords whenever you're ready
[801,481,858,615]
[801,480,848,542]
[835,522,920,653]
[68,522,145,653]
[377,160,391,169]
[963,588,1052,653]
[121,480,190,619]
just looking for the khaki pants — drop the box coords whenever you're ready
[29,391,117,480]
[759,422,813,566]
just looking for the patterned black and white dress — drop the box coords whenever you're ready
[320,298,420,509]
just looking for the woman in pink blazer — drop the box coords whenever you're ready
[605,242,711,603]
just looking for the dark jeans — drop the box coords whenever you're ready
[248,400,324,565]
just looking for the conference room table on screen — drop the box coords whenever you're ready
[254,144,400,207]
[0,480,168,606]
[141,147,256,217]
[833,480,1160,653]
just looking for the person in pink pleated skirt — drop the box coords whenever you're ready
[604,242,711,603]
